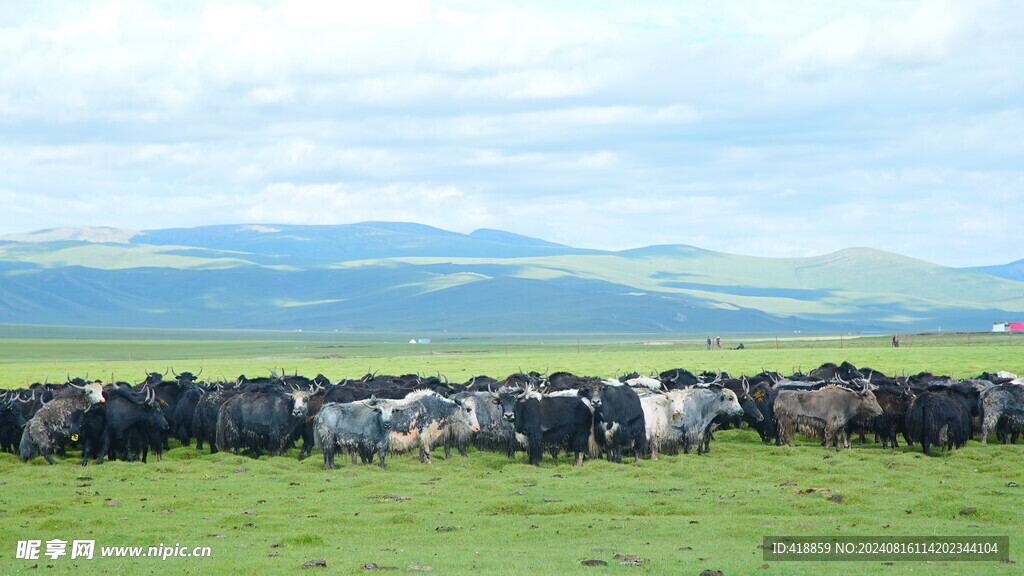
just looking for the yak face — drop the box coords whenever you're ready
[739,395,764,422]
[1,401,28,430]
[137,386,170,431]
[578,385,603,408]
[171,369,201,387]
[856,389,884,419]
[667,395,686,419]
[288,391,311,418]
[489,384,533,423]
[497,393,519,423]
[141,389,170,432]
[71,382,106,405]
[368,401,402,430]
[453,397,482,433]
[488,390,516,423]
[720,389,744,419]
[67,408,90,442]
[150,404,171,432]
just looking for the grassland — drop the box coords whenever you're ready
[0,328,1022,575]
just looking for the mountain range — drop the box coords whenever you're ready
[1,222,1021,333]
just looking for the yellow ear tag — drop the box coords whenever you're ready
[71,434,79,441]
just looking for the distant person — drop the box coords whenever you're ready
[716,336,722,349]
[892,334,899,348]
[706,336,712,351]
[735,343,745,350]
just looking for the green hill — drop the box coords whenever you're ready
[0,223,1021,333]
[126,222,600,260]
[968,258,1024,282]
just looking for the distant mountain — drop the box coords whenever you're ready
[1,222,1021,332]
[968,258,1024,282]
[0,226,140,244]
[468,228,567,247]
[128,222,599,261]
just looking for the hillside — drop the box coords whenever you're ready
[127,222,600,260]
[0,222,1021,332]
[968,258,1024,282]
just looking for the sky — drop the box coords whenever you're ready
[0,0,1021,267]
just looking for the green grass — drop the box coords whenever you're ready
[0,242,263,270]
[1,328,1022,387]
[2,433,1019,574]
[0,329,1022,575]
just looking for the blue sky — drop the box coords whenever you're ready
[0,1,1021,267]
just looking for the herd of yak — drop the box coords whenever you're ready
[3,361,1023,469]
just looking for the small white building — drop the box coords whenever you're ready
[993,322,1024,332]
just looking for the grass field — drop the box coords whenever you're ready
[1,328,1022,575]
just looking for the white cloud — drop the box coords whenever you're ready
[198,2,268,42]
[249,85,297,105]
[0,1,1021,268]
[464,149,550,167]
[45,1,126,42]
[0,0,639,120]
[239,181,490,230]
[434,5,476,25]
[767,0,975,82]
[559,151,618,170]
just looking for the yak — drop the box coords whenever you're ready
[20,381,105,465]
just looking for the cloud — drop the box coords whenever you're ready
[767,0,974,82]
[0,189,102,221]
[0,1,631,120]
[238,181,493,231]
[44,1,126,42]
[0,1,1021,268]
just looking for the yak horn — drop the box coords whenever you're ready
[516,384,531,399]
